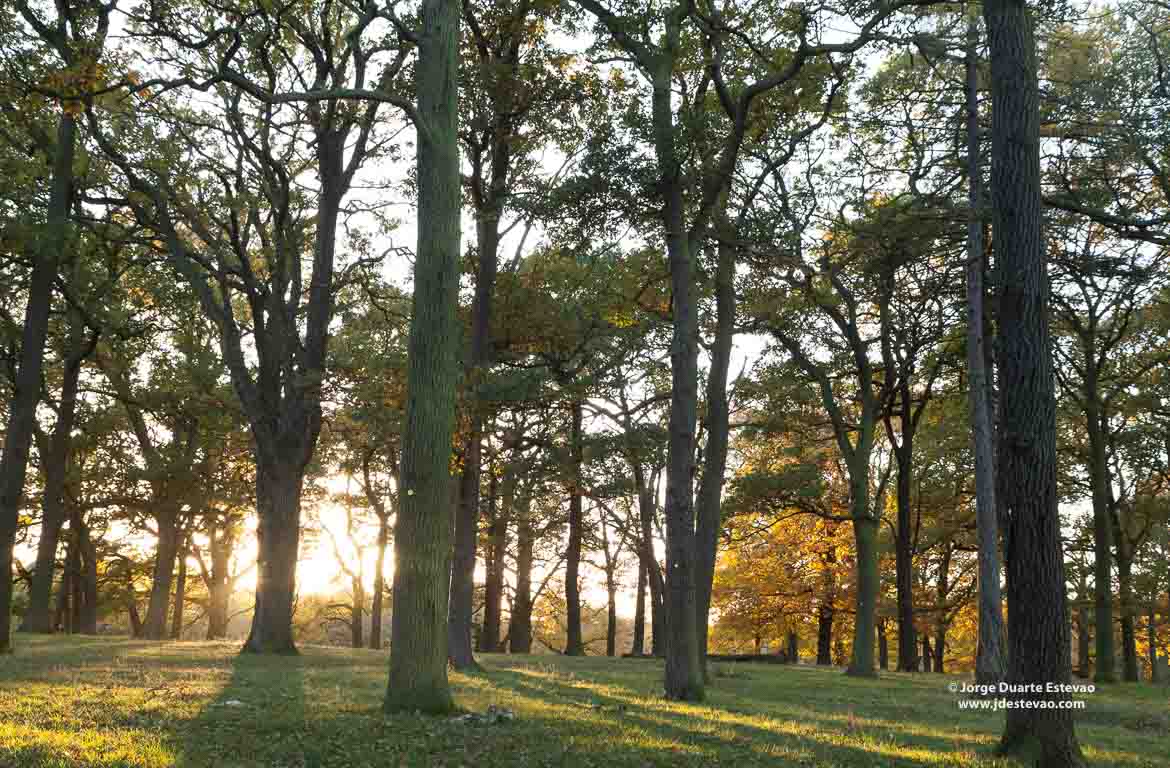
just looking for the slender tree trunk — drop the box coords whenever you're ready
[1085,381,1116,683]
[1116,534,1138,682]
[606,581,617,657]
[966,13,1008,688]
[847,469,879,677]
[1076,599,1090,678]
[985,1,1084,761]
[509,488,534,654]
[25,324,87,634]
[695,238,735,680]
[448,423,481,667]
[369,515,389,650]
[878,618,889,670]
[632,559,647,655]
[787,630,798,663]
[144,509,180,641]
[170,537,188,640]
[635,468,665,657]
[76,513,97,635]
[816,604,833,665]
[206,529,232,641]
[1148,607,1158,682]
[242,460,302,654]
[892,435,917,673]
[565,400,585,656]
[0,115,75,653]
[482,469,507,653]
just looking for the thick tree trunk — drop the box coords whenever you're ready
[816,604,833,665]
[0,115,75,653]
[565,400,585,656]
[695,238,734,680]
[632,559,647,655]
[985,1,1084,762]
[170,537,188,640]
[966,14,1008,688]
[386,0,461,709]
[144,509,180,641]
[242,461,302,654]
[510,491,535,655]
[369,515,389,650]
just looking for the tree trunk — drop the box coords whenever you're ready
[1085,378,1115,683]
[385,7,462,707]
[565,399,585,656]
[509,488,534,654]
[966,14,1008,688]
[0,114,75,653]
[606,583,617,657]
[369,515,389,650]
[816,604,833,665]
[1116,533,1138,682]
[144,509,180,641]
[787,630,798,664]
[695,237,735,681]
[205,526,233,641]
[170,536,188,640]
[892,432,917,673]
[76,513,97,635]
[448,425,481,668]
[632,559,647,655]
[481,469,506,653]
[878,619,889,671]
[25,313,87,634]
[242,461,302,654]
[921,634,933,673]
[635,467,665,657]
[847,481,879,678]
[985,1,1084,762]
[1076,599,1090,678]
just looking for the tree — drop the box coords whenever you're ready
[385,0,462,716]
[984,0,1084,762]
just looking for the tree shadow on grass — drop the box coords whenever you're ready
[175,650,308,767]
[482,662,1016,767]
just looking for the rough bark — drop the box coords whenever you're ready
[241,461,302,654]
[0,115,75,653]
[385,0,461,714]
[965,13,1007,687]
[985,1,1085,762]
[1085,370,1116,683]
[695,237,735,680]
[888,383,917,673]
[564,400,585,656]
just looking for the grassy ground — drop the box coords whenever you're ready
[0,636,1166,767]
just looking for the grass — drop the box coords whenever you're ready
[0,636,1166,767]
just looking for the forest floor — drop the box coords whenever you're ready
[0,636,1165,767]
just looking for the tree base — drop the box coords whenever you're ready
[239,639,299,656]
[844,665,878,678]
[997,731,1086,768]
[384,687,455,716]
